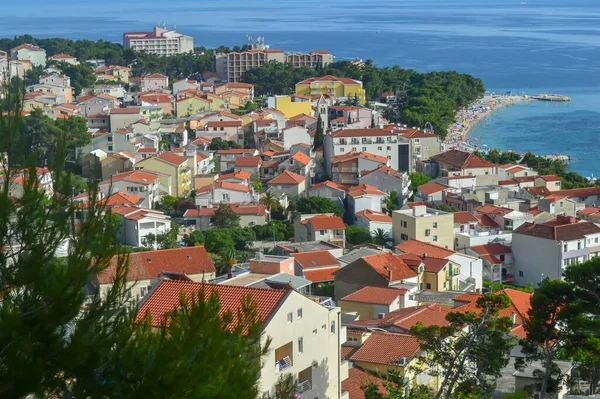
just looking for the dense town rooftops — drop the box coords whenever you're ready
[234,156,261,167]
[309,180,347,193]
[291,250,339,269]
[206,120,242,128]
[110,107,141,114]
[331,128,395,138]
[349,304,452,330]
[302,214,345,230]
[184,203,265,217]
[418,182,450,195]
[350,332,420,365]
[469,243,512,265]
[430,149,495,169]
[212,181,251,192]
[360,252,417,281]
[268,170,305,185]
[347,184,386,198]
[395,239,455,258]
[453,211,479,224]
[514,216,600,241]
[332,151,388,165]
[157,152,188,165]
[100,170,159,185]
[355,209,392,223]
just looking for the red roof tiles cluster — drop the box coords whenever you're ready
[395,239,455,259]
[355,209,392,223]
[303,214,345,230]
[350,304,452,331]
[341,286,407,305]
[268,170,305,185]
[361,252,417,281]
[309,180,347,193]
[291,250,339,269]
[350,332,420,365]
[157,152,188,165]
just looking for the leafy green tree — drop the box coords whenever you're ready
[516,279,575,399]
[410,293,514,399]
[203,228,236,254]
[409,172,431,194]
[209,137,240,151]
[211,203,241,229]
[141,222,179,249]
[362,367,434,398]
[158,194,178,215]
[183,230,204,247]
[294,196,344,217]
[562,258,600,394]
[59,62,97,95]
[260,191,279,222]
[314,114,324,148]
[251,176,263,193]
[385,191,400,215]
[432,204,459,213]
[372,228,390,246]
[346,225,372,245]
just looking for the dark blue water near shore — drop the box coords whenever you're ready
[2,0,600,174]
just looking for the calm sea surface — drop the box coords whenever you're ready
[2,0,600,175]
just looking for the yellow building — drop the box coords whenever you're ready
[295,75,366,104]
[392,205,455,249]
[176,96,213,117]
[267,95,313,119]
[134,152,191,197]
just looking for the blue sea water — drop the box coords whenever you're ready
[2,0,600,175]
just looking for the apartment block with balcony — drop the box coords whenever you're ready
[135,152,192,197]
[331,151,388,186]
[468,243,515,283]
[392,205,455,249]
[123,26,194,56]
[324,128,403,174]
[397,128,442,173]
[295,75,366,104]
[99,169,168,208]
[138,281,343,399]
[512,216,600,287]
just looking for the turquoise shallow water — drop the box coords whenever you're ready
[2,0,600,175]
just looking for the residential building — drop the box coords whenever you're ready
[123,26,194,56]
[338,286,415,320]
[538,195,582,218]
[291,250,340,287]
[176,95,214,117]
[347,184,386,219]
[331,151,388,186]
[324,128,402,173]
[81,149,134,182]
[209,181,259,205]
[184,204,266,230]
[214,82,254,100]
[78,95,116,117]
[295,75,366,104]
[334,252,418,300]
[109,107,143,130]
[467,243,514,284]
[94,65,131,83]
[355,209,393,239]
[276,151,312,179]
[110,205,171,247]
[268,170,306,197]
[49,53,78,65]
[137,280,342,398]
[294,214,346,248]
[216,148,259,172]
[139,91,172,115]
[553,187,600,206]
[359,166,411,205]
[512,216,600,286]
[99,169,167,208]
[11,43,46,67]
[215,44,332,83]
[308,180,347,207]
[267,95,312,119]
[135,152,192,197]
[346,303,452,334]
[392,205,455,249]
[497,163,538,180]
[397,128,442,173]
[200,120,244,145]
[281,126,312,150]
[416,182,450,205]
[94,246,215,301]
[419,149,498,186]
[534,175,562,191]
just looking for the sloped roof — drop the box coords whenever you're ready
[514,217,600,241]
[217,171,252,182]
[98,246,215,285]
[213,181,251,193]
[303,267,339,283]
[453,211,479,224]
[136,280,288,328]
[418,182,450,195]
[554,187,600,198]
[291,250,339,269]
[454,288,532,325]
[157,152,188,165]
[234,156,261,168]
[291,151,311,166]
[431,150,495,169]
[331,128,395,138]
[347,184,386,198]
[394,239,455,258]
[341,368,386,399]
[304,214,345,230]
[268,170,305,185]
[99,170,158,185]
[350,303,452,331]
[341,286,407,305]
[350,332,420,365]
[355,209,392,223]
[360,252,417,281]
[309,180,347,193]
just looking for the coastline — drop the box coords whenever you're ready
[444,95,530,152]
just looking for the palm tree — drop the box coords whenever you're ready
[218,249,237,275]
[372,228,390,247]
[260,191,278,222]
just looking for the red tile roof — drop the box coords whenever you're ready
[341,368,386,399]
[341,286,407,305]
[474,205,513,216]
[422,257,450,273]
[213,181,251,193]
[332,151,388,165]
[291,250,339,269]
[234,156,261,168]
[99,170,158,185]
[514,218,600,241]
[394,239,455,258]
[304,214,345,230]
[136,280,288,328]
[355,209,392,223]
[303,267,339,282]
[216,148,257,155]
[184,203,265,217]
[206,120,242,128]
[579,206,600,216]
[291,151,311,166]
[399,128,438,139]
[431,150,495,169]
[145,73,168,79]
[268,170,305,185]
[361,252,417,281]
[347,184,386,198]
[217,171,252,182]
[98,246,215,285]
[12,43,44,52]
[454,289,532,325]
[110,107,141,114]
[554,187,600,198]
[157,152,188,165]
[104,191,142,206]
[309,180,347,193]
[350,332,420,365]
[350,304,452,331]
[475,214,501,228]
[418,182,450,195]
[453,211,478,224]
[537,175,561,182]
[524,186,552,197]
[297,75,361,86]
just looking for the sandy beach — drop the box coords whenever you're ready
[444,95,530,152]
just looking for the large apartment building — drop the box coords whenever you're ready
[123,26,194,56]
[215,44,333,83]
[392,205,455,249]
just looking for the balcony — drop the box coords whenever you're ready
[274,342,293,373]
[298,380,311,393]
[274,356,292,373]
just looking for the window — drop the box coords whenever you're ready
[560,202,564,208]
[425,229,431,237]
[578,241,582,250]
[312,329,317,335]
[443,282,447,289]
[564,259,569,266]
[140,286,148,296]
[320,230,325,236]
[519,271,524,277]
[340,147,344,152]
[287,312,293,323]
[426,283,431,289]
[297,308,303,319]
[563,244,567,252]
[387,155,391,160]
[433,222,438,229]
[352,147,357,151]
[330,320,335,334]
[414,139,420,143]
[322,324,326,331]
[419,283,423,290]
[433,235,438,242]
[298,337,303,353]
[401,233,408,240]
[220,127,224,131]
[362,147,367,151]
[387,146,391,151]
[378,146,382,151]
[596,237,599,244]
[107,136,113,142]
[108,146,113,152]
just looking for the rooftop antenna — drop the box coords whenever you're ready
[424,122,434,133]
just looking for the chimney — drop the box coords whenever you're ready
[423,252,427,259]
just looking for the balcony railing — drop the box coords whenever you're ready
[298,380,311,393]
[274,356,292,373]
